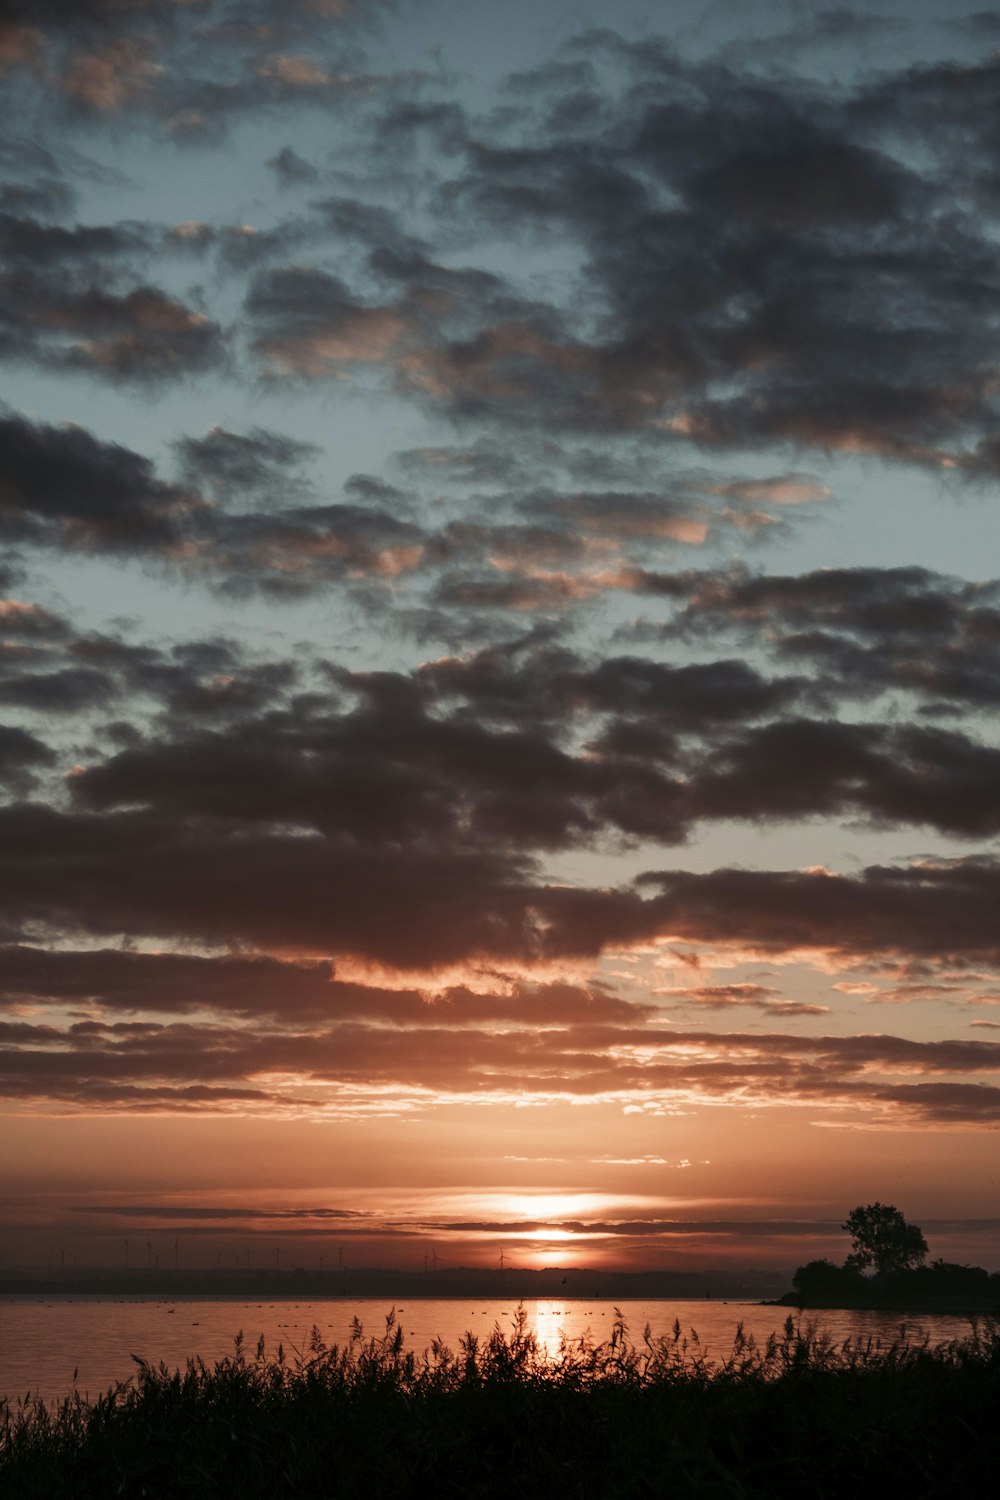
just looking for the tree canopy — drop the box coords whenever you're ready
[842,1203,928,1278]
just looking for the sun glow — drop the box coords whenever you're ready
[524,1242,583,1269]
[482,1192,618,1221]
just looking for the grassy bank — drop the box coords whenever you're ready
[3,1308,999,1498]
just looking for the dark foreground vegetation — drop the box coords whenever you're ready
[3,1308,999,1499]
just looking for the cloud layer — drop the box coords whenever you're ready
[3,1,1000,1164]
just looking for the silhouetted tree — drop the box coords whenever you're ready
[842,1203,928,1279]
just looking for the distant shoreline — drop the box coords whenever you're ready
[7,1265,997,1315]
[0,1265,785,1301]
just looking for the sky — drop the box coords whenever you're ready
[2,0,1000,1280]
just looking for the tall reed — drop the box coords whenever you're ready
[3,1306,999,1497]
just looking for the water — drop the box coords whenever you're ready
[0,1296,984,1406]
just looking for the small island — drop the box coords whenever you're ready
[779,1202,1000,1314]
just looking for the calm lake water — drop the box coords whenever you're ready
[0,1296,985,1406]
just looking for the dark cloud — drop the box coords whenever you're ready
[640,858,1000,967]
[66,686,683,849]
[165,216,319,270]
[106,611,976,851]
[0,945,644,1030]
[2,413,829,601]
[5,758,1000,973]
[0,724,55,789]
[577,656,807,729]
[0,215,227,381]
[692,719,1000,837]
[0,790,699,967]
[246,263,408,377]
[265,145,319,186]
[658,981,829,1018]
[0,1,393,138]
[0,411,202,550]
[518,488,714,544]
[418,639,807,731]
[0,619,306,766]
[316,196,429,263]
[174,425,320,504]
[62,630,299,727]
[0,944,337,1018]
[680,133,910,231]
[38,629,1000,872]
[0,664,118,713]
[200,503,427,596]
[76,1204,363,1222]
[3,995,1000,1123]
[394,441,525,487]
[0,177,75,217]
[0,213,148,265]
[1,2,204,30]
[0,600,68,638]
[0,412,418,591]
[665,565,1000,710]
[343,43,1000,465]
[671,565,994,636]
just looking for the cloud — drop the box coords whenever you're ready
[3,7,1000,1161]
[0,410,430,592]
[655,982,829,1018]
[199,504,427,596]
[3,618,989,888]
[0,801,612,964]
[61,36,161,112]
[265,145,320,186]
[3,991,1000,1124]
[3,19,999,466]
[0,1,394,136]
[692,719,1000,837]
[0,215,227,382]
[418,640,807,731]
[0,599,68,638]
[640,858,1000,968]
[0,725,56,790]
[359,39,1000,467]
[174,425,320,503]
[6,746,1000,976]
[664,565,1000,710]
[0,411,202,550]
[0,176,75,218]
[247,264,409,375]
[0,664,118,712]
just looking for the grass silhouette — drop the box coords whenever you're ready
[3,1306,999,1496]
